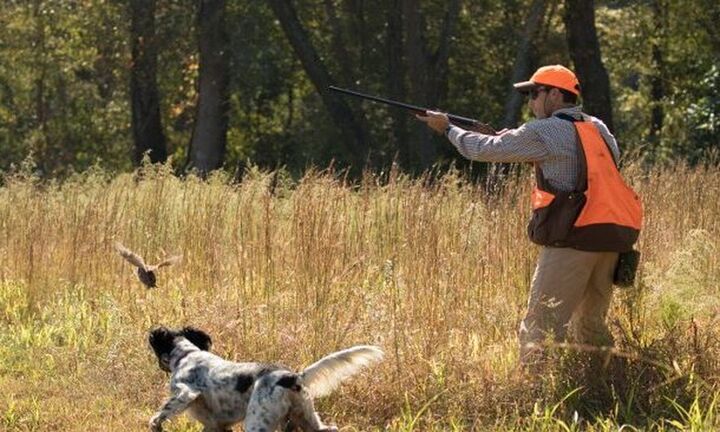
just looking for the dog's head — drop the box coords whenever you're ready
[148,326,212,372]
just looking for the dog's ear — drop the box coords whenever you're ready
[181,326,212,351]
[148,326,176,358]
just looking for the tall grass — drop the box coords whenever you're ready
[0,162,718,431]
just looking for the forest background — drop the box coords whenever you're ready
[0,0,718,178]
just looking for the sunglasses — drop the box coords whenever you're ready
[529,87,548,100]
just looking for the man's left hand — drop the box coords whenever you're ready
[415,111,450,134]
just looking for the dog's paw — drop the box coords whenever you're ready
[149,415,163,432]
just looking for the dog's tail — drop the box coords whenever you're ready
[300,345,384,398]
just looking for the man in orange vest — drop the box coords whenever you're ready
[417,65,641,364]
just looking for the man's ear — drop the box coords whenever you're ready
[181,326,212,351]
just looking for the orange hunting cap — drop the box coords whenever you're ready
[513,64,581,96]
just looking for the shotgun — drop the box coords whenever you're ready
[328,85,490,130]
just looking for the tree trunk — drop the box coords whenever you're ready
[648,0,666,145]
[323,0,355,86]
[386,0,409,166]
[344,0,368,77]
[129,0,167,165]
[502,0,548,128]
[187,0,229,175]
[267,0,369,171]
[430,0,460,106]
[32,0,48,162]
[402,0,431,170]
[402,0,461,172]
[564,0,614,132]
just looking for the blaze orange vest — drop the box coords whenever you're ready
[527,114,642,252]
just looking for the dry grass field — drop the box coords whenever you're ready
[0,162,719,431]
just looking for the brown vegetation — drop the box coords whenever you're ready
[0,162,718,430]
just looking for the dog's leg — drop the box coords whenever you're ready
[149,383,200,432]
[287,389,337,432]
[244,375,293,432]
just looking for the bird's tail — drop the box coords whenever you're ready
[300,345,383,398]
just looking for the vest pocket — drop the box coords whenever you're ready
[528,191,586,246]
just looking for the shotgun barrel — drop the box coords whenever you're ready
[328,85,481,128]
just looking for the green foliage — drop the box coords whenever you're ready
[600,0,720,161]
[665,393,718,431]
[0,0,717,177]
[0,0,131,176]
[686,65,720,162]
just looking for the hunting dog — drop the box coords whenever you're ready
[148,326,383,432]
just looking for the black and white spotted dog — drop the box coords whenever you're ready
[148,326,384,432]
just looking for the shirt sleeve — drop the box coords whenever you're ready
[590,118,621,162]
[446,123,549,163]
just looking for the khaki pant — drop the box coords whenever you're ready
[519,247,619,362]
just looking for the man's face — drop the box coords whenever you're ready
[527,86,550,119]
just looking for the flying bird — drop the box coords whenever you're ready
[114,242,182,288]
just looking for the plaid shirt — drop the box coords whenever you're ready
[446,106,620,192]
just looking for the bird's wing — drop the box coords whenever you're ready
[114,242,147,269]
[153,255,183,269]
